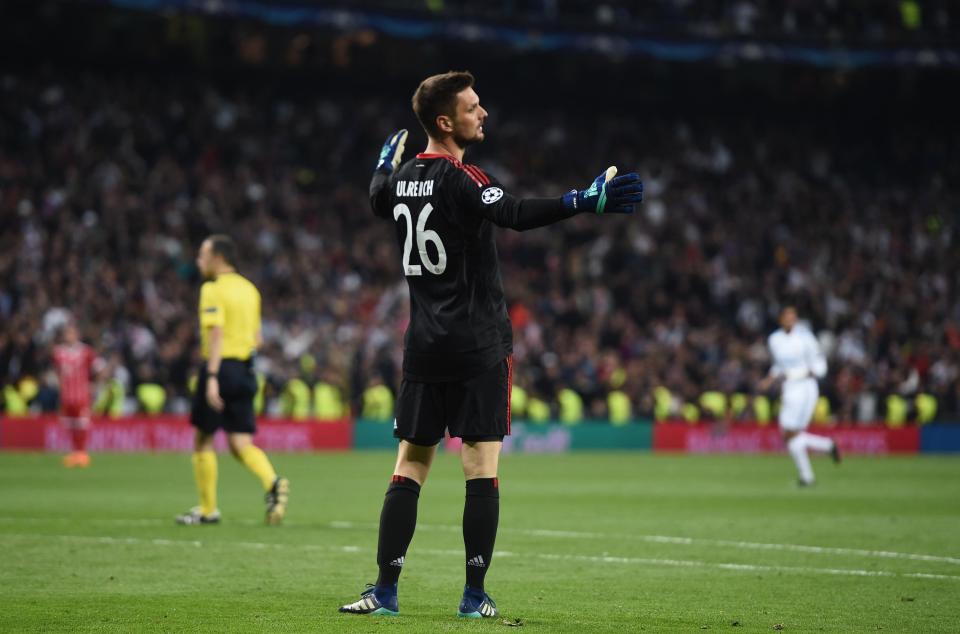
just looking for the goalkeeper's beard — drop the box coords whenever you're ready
[453,130,483,150]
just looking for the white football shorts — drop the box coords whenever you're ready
[779,379,818,431]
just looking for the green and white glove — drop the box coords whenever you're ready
[562,166,644,215]
[375,129,409,174]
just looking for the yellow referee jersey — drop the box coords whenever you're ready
[198,272,261,360]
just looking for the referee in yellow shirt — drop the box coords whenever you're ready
[176,235,290,526]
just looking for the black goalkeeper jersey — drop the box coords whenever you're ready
[370,152,576,382]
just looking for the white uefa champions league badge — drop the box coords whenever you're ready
[481,187,503,204]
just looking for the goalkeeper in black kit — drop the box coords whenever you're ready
[338,70,643,619]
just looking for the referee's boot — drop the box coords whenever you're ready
[338,584,399,616]
[265,476,290,525]
[175,506,221,525]
[457,584,499,618]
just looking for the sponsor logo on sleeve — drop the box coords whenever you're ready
[481,187,504,204]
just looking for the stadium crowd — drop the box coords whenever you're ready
[0,70,957,424]
[371,0,956,45]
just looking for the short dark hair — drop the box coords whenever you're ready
[207,234,238,267]
[412,71,475,138]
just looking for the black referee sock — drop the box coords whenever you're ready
[463,477,500,590]
[375,475,421,588]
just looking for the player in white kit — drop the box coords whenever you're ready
[759,306,841,486]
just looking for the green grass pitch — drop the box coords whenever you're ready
[1,449,958,632]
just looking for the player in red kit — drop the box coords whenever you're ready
[52,324,99,468]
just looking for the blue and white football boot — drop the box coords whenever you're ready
[338,584,399,616]
[457,585,499,618]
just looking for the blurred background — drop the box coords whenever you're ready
[1,0,958,428]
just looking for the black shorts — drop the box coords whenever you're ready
[190,359,257,435]
[394,356,512,445]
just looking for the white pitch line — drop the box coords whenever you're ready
[3,533,959,582]
[329,520,960,566]
[0,534,206,548]
[537,553,960,582]
[1,533,327,552]
[4,516,959,567]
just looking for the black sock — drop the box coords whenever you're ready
[463,477,500,590]
[376,475,421,588]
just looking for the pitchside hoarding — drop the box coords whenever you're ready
[354,420,653,453]
[3,417,954,453]
[652,422,920,454]
[0,416,352,452]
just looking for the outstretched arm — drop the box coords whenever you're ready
[463,166,644,231]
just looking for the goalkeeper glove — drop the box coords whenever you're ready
[562,166,643,215]
[375,129,409,173]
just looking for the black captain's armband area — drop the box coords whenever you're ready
[486,195,577,231]
[450,169,578,232]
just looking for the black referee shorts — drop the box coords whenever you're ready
[394,356,513,446]
[190,359,257,436]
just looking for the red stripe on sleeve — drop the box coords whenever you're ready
[465,165,490,185]
[458,164,483,187]
[463,165,486,185]
[414,153,489,187]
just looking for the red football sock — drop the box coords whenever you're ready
[71,427,89,452]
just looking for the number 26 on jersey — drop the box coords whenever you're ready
[393,202,447,276]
